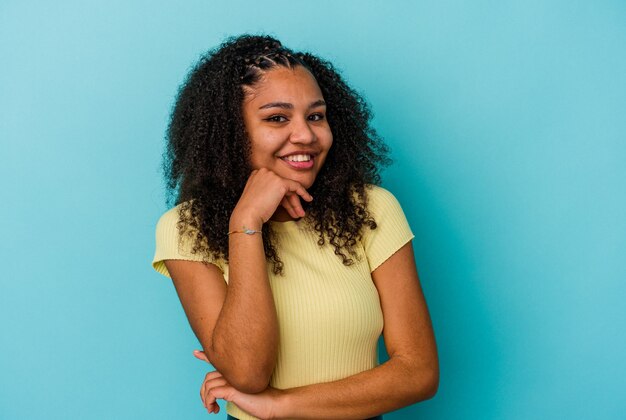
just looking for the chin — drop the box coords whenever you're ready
[292,179,314,189]
[300,175,318,189]
[278,172,314,189]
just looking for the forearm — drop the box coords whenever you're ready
[276,355,438,419]
[209,217,279,392]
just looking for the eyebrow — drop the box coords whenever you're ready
[258,99,326,110]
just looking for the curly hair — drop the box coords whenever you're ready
[163,34,391,274]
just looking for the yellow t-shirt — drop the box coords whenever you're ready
[152,185,414,420]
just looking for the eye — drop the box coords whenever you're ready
[308,113,325,121]
[265,115,288,123]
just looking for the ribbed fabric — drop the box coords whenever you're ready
[152,204,226,276]
[152,185,414,420]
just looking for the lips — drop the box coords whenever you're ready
[280,154,315,169]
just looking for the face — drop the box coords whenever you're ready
[242,65,333,189]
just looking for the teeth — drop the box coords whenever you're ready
[284,154,312,162]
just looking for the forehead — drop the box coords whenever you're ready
[243,66,324,105]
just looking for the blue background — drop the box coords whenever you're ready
[1,1,625,418]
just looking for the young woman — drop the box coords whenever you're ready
[152,34,438,420]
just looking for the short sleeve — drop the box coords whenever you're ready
[151,204,225,278]
[361,186,415,272]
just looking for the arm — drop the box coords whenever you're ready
[165,224,277,394]
[203,241,438,418]
[276,241,439,418]
[167,169,313,394]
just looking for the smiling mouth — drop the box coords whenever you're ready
[280,154,315,169]
[282,153,312,162]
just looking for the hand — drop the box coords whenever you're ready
[201,370,228,415]
[201,375,283,419]
[193,350,221,414]
[231,168,313,228]
[194,350,284,419]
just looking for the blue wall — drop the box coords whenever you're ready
[1,1,624,418]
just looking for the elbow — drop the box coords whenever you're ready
[396,354,439,402]
[424,370,440,400]
[228,373,271,394]
[415,366,439,401]
[207,348,273,394]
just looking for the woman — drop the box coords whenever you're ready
[152,34,438,419]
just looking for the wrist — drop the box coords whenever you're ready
[229,213,263,232]
[271,388,293,420]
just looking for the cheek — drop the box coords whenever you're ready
[322,127,333,149]
[248,132,282,163]
[313,124,333,145]
[317,132,333,164]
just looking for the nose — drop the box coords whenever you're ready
[289,116,316,144]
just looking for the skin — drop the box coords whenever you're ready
[169,65,439,417]
[165,65,332,404]
[241,65,333,222]
[195,242,439,419]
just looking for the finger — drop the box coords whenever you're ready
[287,181,313,202]
[201,375,211,411]
[206,400,219,415]
[205,377,228,388]
[203,388,217,413]
[206,401,219,415]
[280,197,300,219]
[203,371,223,381]
[202,377,228,395]
[202,378,227,411]
[277,176,312,203]
[200,372,224,408]
[204,389,221,413]
[203,392,219,414]
[209,385,236,402]
[193,349,210,363]
[201,380,208,411]
[286,193,305,217]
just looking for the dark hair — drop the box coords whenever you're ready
[163,34,390,274]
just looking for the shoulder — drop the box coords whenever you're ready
[363,184,405,216]
[155,200,203,240]
[365,184,397,200]
[154,202,197,248]
[152,201,224,277]
[155,204,179,230]
[360,185,414,272]
[155,202,186,234]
